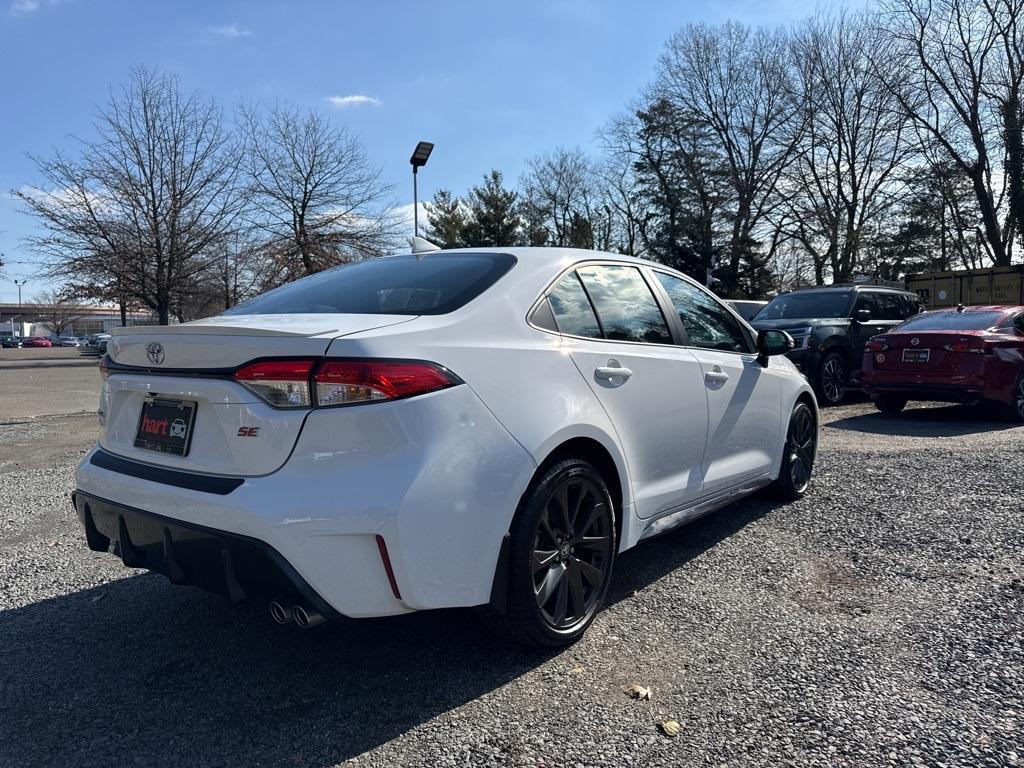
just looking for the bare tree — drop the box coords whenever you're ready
[878,0,1024,265]
[241,103,396,286]
[783,11,915,284]
[29,289,84,337]
[519,147,601,248]
[17,67,242,324]
[656,22,804,296]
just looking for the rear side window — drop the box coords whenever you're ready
[577,265,672,344]
[874,293,904,321]
[548,273,602,338]
[224,253,516,316]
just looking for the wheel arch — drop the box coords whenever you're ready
[486,432,629,614]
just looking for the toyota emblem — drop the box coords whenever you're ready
[910,337,920,346]
[146,342,165,365]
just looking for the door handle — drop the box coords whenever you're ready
[704,369,730,384]
[595,365,633,382]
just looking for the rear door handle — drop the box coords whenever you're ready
[595,365,633,382]
[704,370,730,384]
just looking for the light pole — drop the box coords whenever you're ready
[13,279,28,311]
[12,279,28,339]
[409,141,434,238]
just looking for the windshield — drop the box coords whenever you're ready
[754,292,852,320]
[895,310,1007,331]
[224,252,516,316]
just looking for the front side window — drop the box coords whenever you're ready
[854,292,879,318]
[548,272,602,338]
[576,265,672,344]
[755,291,853,320]
[655,272,751,353]
[225,253,516,316]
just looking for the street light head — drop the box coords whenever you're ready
[410,141,434,168]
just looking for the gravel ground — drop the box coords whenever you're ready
[1,395,1022,768]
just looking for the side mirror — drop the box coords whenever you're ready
[854,308,872,323]
[757,329,794,366]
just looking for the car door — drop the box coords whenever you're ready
[545,264,710,518]
[650,271,782,497]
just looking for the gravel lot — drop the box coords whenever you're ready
[1,365,1022,768]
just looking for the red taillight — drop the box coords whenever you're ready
[99,356,110,381]
[865,339,889,352]
[943,338,987,354]
[314,360,459,407]
[233,358,317,408]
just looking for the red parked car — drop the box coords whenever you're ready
[22,337,53,348]
[861,305,1024,421]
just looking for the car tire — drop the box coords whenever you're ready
[815,352,848,406]
[1009,373,1024,424]
[773,400,817,501]
[874,395,907,415]
[480,458,616,648]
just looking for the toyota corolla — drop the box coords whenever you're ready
[73,247,817,647]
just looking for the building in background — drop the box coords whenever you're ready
[0,303,157,338]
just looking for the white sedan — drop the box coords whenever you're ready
[73,247,816,647]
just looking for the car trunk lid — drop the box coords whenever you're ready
[99,313,415,476]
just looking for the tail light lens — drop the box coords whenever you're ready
[865,339,889,352]
[231,358,460,409]
[314,360,459,407]
[943,338,987,354]
[233,359,316,408]
[99,356,111,381]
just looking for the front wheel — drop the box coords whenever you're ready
[774,401,817,501]
[481,458,616,648]
[815,352,849,406]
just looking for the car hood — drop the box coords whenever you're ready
[751,317,851,332]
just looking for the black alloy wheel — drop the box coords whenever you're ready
[481,458,616,647]
[775,401,817,500]
[817,352,848,406]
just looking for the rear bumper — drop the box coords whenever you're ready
[74,384,537,618]
[861,378,988,403]
[72,491,337,617]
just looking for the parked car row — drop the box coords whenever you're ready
[1,334,98,348]
[741,284,1024,421]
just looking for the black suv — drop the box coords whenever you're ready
[750,285,921,405]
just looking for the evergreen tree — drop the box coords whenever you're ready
[462,170,522,247]
[423,189,467,248]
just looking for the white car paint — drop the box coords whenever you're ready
[75,247,815,621]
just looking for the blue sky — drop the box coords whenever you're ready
[0,0,825,302]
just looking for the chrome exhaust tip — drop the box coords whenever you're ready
[292,604,325,629]
[269,601,293,625]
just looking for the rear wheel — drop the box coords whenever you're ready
[874,394,907,415]
[1009,373,1024,423]
[481,458,616,648]
[815,352,848,406]
[774,401,817,500]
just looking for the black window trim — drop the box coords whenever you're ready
[525,259,687,348]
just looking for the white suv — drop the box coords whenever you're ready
[73,248,816,646]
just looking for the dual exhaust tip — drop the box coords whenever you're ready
[270,600,325,629]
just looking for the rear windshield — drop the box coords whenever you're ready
[754,291,852,320]
[895,310,1007,331]
[224,253,516,316]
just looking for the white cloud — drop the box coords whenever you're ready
[10,0,41,14]
[326,94,382,109]
[206,23,251,38]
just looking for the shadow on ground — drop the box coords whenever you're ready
[825,402,1017,437]
[0,494,778,768]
